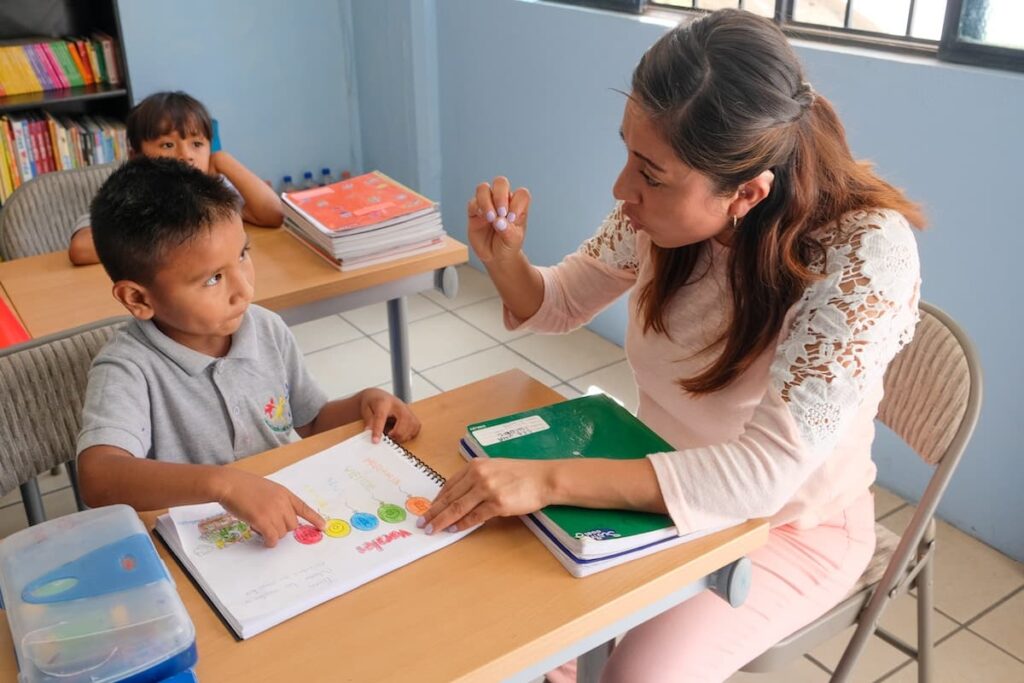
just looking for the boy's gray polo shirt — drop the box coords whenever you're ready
[76,305,328,465]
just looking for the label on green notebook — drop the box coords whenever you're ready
[466,393,677,556]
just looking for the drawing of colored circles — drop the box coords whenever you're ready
[351,512,379,531]
[378,503,407,524]
[324,518,351,538]
[405,496,431,516]
[293,524,323,545]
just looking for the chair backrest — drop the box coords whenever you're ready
[0,317,126,496]
[0,163,118,260]
[877,301,982,469]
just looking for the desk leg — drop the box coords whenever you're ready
[578,639,615,683]
[387,297,412,403]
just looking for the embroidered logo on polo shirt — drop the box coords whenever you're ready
[263,391,293,432]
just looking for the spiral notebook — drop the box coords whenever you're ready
[154,431,473,639]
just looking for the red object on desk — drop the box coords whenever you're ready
[0,298,30,349]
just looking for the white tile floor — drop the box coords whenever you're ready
[2,263,1021,682]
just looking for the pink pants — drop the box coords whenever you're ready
[547,493,876,683]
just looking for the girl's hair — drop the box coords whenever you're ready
[632,9,924,394]
[126,91,213,152]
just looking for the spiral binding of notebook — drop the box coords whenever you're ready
[383,435,445,486]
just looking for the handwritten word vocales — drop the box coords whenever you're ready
[357,529,412,554]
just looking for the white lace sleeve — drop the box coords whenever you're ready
[771,209,921,455]
[646,209,921,533]
[578,202,639,272]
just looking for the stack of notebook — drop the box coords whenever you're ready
[459,393,723,577]
[281,171,446,271]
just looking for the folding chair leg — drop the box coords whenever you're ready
[66,460,86,511]
[19,478,46,526]
[915,530,936,683]
[834,583,897,683]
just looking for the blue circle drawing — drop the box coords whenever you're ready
[351,512,379,531]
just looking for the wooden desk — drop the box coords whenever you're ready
[0,371,767,682]
[0,227,468,401]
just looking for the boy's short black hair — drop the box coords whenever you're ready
[91,157,241,283]
[126,91,213,152]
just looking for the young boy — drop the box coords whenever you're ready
[76,157,419,547]
[68,91,283,265]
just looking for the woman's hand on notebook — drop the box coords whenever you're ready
[419,459,554,534]
[217,469,326,547]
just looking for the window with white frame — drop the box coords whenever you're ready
[557,0,1024,71]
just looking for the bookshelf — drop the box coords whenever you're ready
[0,0,132,204]
[0,0,132,116]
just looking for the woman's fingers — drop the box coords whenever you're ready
[422,488,486,534]
[475,182,497,223]
[508,187,531,226]
[490,176,511,225]
[423,468,476,526]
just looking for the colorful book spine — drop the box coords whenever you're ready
[63,40,89,86]
[22,45,53,91]
[94,33,121,86]
[7,47,41,94]
[72,40,95,84]
[85,41,103,85]
[38,43,69,89]
[0,126,13,201]
[0,117,21,189]
[50,41,85,88]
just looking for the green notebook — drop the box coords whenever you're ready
[463,393,678,558]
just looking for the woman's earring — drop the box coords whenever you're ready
[732,215,738,229]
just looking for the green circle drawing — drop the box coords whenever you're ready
[378,502,407,524]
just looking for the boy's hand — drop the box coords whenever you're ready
[359,388,421,443]
[217,469,325,547]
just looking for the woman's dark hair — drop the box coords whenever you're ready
[632,9,924,393]
[126,91,213,152]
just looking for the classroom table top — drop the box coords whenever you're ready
[0,226,468,339]
[0,370,767,682]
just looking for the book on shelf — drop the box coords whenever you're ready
[0,35,122,98]
[281,170,448,271]
[154,431,475,639]
[460,393,724,577]
[0,112,127,202]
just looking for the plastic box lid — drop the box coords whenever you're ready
[0,505,196,682]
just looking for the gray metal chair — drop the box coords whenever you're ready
[0,317,126,527]
[0,163,118,260]
[741,302,983,682]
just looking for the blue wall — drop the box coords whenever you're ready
[117,0,361,188]
[429,1,1024,560]
[350,0,441,199]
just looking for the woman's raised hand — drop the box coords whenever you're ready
[467,176,531,264]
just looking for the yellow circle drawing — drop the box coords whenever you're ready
[324,518,351,538]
